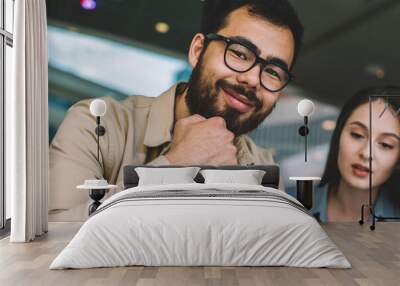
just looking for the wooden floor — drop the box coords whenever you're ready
[0,222,399,286]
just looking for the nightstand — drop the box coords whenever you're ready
[77,180,118,215]
[289,177,321,210]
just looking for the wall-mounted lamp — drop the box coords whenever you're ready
[297,99,315,162]
[90,99,107,162]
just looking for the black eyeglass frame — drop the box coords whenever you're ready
[205,33,294,92]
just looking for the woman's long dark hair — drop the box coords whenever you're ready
[320,86,400,191]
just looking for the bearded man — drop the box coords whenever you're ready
[49,0,304,218]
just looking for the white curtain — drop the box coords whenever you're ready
[7,0,49,242]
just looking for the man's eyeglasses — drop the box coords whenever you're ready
[205,33,293,92]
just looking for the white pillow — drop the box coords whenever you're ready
[200,169,266,185]
[135,167,200,186]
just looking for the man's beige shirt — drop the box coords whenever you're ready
[50,84,276,220]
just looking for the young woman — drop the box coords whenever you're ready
[312,86,400,222]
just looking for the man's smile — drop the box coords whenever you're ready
[221,86,254,113]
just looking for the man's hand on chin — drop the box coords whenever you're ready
[165,114,238,165]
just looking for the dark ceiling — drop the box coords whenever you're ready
[46,0,400,107]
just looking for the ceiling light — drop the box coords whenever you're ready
[365,64,385,79]
[68,26,79,32]
[322,120,336,131]
[375,69,385,79]
[155,22,170,34]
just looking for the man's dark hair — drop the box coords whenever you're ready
[201,0,304,67]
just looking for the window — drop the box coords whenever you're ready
[1,0,14,232]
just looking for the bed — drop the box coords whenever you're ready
[50,165,350,269]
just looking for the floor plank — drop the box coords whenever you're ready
[0,222,399,286]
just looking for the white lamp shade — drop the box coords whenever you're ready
[297,99,315,117]
[90,99,107,117]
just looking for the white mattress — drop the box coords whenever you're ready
[50,183,351,269]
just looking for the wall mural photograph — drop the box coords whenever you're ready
[47,0,400,225]
[3,1,400,283]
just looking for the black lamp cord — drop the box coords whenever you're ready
[96,116,100,163]
[304,116,308,162]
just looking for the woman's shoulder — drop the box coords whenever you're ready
[375,186,400,218]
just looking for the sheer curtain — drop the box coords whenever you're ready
[6,0,48,242]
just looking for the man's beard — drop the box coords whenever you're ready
[185,58,276,136]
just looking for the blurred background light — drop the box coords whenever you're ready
[80,0,96,11]
[155,22,170,34]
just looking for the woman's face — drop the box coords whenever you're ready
[338,100,400,190]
